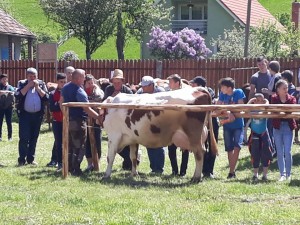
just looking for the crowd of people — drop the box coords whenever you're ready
[0,56,299,181]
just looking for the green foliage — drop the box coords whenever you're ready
[114,0,171,59]
[212,21,300,58]
[277,13,291,27]
[40,0,118,59]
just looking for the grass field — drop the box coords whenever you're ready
[1,120,300,224]
[259,0,292,16]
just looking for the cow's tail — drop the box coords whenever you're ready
[208,111,218,156]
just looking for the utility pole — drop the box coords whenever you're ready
[244,0,252,57]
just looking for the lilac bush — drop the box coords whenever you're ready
[147,27,211,59]
[60,50,79,61]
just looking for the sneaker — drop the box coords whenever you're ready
[84,164,94,173]
[203,173,215,179]
[261,176,268,181]
[287,176,292,181]
[17,162,25,167]
[8,138,12,141]
[227,172,236,179]
[278,176,286,182]
[252,175,258,182]
[28,161,38,166]
[56,163,62,172]
[46,161,57,167]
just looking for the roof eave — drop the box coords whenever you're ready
[0,31,36,39]
[216,0,245,27]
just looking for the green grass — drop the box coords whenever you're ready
[259,0,292,16]
[1,120,300,224]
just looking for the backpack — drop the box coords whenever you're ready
[0,92,15,109]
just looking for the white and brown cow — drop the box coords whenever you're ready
[102,86,218,182]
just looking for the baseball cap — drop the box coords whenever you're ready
[140,75,154,87]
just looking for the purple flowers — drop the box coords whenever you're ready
[147,27,211,59]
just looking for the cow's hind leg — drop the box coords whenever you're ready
[192,148,205,183]
[103,137,120,179]
[129,144,139,177]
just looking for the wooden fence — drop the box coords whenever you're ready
[1,58,300,93]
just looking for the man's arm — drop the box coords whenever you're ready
[248,84,256,100]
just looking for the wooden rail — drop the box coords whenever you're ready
[61,102,300,178]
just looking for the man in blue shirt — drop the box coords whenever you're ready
[61,69,100,176]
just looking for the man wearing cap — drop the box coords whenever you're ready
[0,74,15,141]
[15,67,49,166]
[103,69,133,170]
[166,74,189,176]
[61,69,101,176]
[190,76,219,179]
[137,75,165,173]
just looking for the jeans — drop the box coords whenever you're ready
[223,127,243,151]
[18,111,43,164]
[52,121,63,164]
[273,122,293,177]
[147,147,165,173]
[0,107,13,139]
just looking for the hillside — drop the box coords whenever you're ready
[3,0,291,60]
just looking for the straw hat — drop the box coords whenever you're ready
[111,69,124,80]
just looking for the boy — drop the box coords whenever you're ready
[247,93,273,181]
[216,77,245,179]
[49,73,67,171]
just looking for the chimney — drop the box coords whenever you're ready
[292,1,300,29]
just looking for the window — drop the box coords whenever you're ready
[179,4,207,20]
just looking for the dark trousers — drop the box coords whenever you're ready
[168,144,189,175]
[118,146,132,170]
[86,123,102,159]
[0,107,13,139]
[203,117,219,175]
[18,111,43,164]
[69,118,87,173]
[147,147,165,173]
[52,121,63,164]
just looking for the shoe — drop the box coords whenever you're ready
[56,163,62,172]
[8,138,12,141]
[261,176,268,181]
[17,162,25,167]
[227,172,236,179]
[287,176,292,181]
[84,165,94,173]
[170,171,178,176]
[46,161,57,167]
[179,172,186,177]
[28,161,38,166]
[278,176,286,182]
[252,175,258,182]
[203,173,215,179]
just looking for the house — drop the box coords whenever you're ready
[0,8,36,60]
[141,0,282,59]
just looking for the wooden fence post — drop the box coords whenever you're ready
[156,60,162,78]
[88,117,99,171]
[62,104,69,178]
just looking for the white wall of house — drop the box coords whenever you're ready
[0,34,22,60]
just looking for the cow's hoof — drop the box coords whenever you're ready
[190,177,202,183]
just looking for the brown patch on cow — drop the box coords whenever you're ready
[134,130,139,136]
[127,109,133,115]
[194,150,202,161]
[150,124,161,134]
[186,91,210,123]
[129,110,162,124]
[125,116,131,129]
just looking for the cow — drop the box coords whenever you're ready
[102,86,218,182]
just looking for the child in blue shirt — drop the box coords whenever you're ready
[217,77,245,179]
[247,93,273,182]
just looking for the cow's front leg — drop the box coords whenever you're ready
[103,138,119,179]
[192,148,204,183]
[130,144,139,177]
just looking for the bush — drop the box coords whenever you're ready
[147,27,211,60]
[59,51,79,61]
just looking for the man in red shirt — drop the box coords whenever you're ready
[49,73,67,171]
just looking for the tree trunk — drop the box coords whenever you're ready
[86,46,91,60]
[116,10,125,60]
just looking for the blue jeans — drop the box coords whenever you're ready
[223,127,243,151]
[52,121,63,164]
[147,147,165,173]
[18,111,43,164]
[273,122,293,177]
[0,107,13,139]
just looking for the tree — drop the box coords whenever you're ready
[40,0,117,59]
[147,27,211,60]
[115,0,171,59]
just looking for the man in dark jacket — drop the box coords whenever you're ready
[15,67,49,166]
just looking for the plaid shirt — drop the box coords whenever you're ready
[271,94,297,130]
